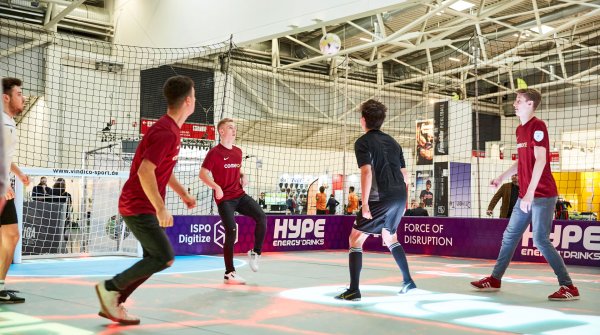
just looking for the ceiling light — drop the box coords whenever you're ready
[529,25,554,35]
[446,0,475,12]
[359,37,372,42]
[449,57,460,62]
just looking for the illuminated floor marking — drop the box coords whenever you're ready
[0,311,92,335]
[280,285,600,335]
[8,255,245,277]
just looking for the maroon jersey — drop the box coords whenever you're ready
[201,144,245,204]
[119,115,181,216]
[516,117,558,198]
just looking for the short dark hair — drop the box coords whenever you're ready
[360,99,386,130]
[2,77,22,94]
[516,88,541,110]
[426,180,431,185]
[163,75,194,108]
[319,186,325,193]
[349,186,355,192]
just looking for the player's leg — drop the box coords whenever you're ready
[531,197,579,300]
[380,198,416,294]
[236,194,266,272]
[335,228,368,301]
[472,198,531,291]
[0,200,24,303]
[96,214,174,324]
[217,199,245,284]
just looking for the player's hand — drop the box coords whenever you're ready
[520,192,533,213]
[157,207,174,227]
[486,210,493,217]
[214,186,224,200]
[4,186,15,200]
[19,174,30,186]
[490,178,501,188]
[240,174,249,187]
[362,204,372,219]
[182,194,196,209]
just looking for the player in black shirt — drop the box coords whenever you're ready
[335,99,416,301]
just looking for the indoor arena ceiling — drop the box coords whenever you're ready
[1,0,599,150]
[246,0,600,96]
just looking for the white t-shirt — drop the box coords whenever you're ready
[2,111,17,181]
[0,98,5,194]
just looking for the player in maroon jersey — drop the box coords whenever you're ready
[200,118,266,285]
[95,76,197,325]
[471,88,579,301]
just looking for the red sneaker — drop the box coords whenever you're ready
[470,276,501,291]
[548,285,580,301]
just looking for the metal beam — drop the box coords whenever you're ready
[44,0,86,31]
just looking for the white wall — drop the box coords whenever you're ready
[113,0,412,47]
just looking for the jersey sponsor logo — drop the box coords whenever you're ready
[516,142,528,149]
[223,163,240,168]
[533,130,544,142]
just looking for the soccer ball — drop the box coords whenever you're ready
[319,33,341,55]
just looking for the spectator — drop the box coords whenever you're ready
[32,176,53,201]
[486,174,519,218]
[315,186,327,215]
[411,202,429,216]
[347,186,359,214]
[327,194,339,215]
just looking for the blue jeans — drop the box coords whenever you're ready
[492,196,573,286]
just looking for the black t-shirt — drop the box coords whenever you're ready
[354,129,406,201]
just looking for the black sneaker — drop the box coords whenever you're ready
[398,281,417,294]
[335,288,361,301]
[0,290,25,304]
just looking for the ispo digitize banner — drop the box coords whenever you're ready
[168,215,599,267]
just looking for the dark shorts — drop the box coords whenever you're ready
[354,197,406,235]
[0,199,18,225]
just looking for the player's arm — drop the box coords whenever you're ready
[199,167,223,199]
[138,159,172,227]
[492,162,518,188]
[240,170,249,187]
[520,146,546,212]
[10,162,30,185]
[360,164,372,219]
[168,173,196,209]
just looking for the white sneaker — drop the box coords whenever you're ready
[98,304,141,325]
[224,271,246,285]
[247,250,260,272]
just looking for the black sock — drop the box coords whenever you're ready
[349,247,363,291]
[105,279,119,292]
[389,242,412,283]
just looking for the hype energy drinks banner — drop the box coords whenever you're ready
[168,215,599,267]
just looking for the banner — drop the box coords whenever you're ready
[449,162,471,217]
[141,118,215,140]
[415,170,433,208]
[415,119,434,165]
[168,215,599,267]
[433,162,448,216]
[434,101,448,155]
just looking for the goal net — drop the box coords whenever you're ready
[14,167,139,262]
